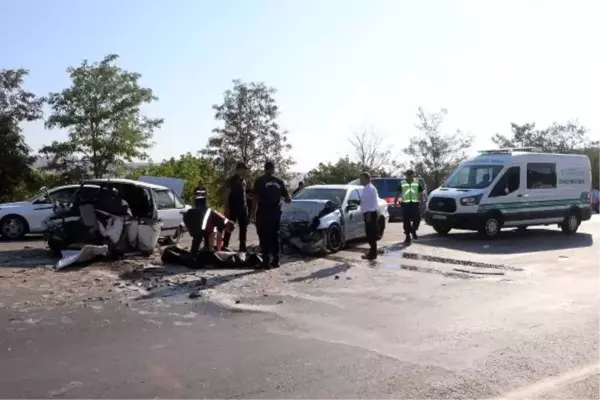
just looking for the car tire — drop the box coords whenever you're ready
[164,227,183,245]
[478,213,502,239]
[325,223,343,253]
[432,223,451,236]
[561,210,580,235]
[377,217,386,240]
[0,215,28,240]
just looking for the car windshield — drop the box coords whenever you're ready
[442,164,504,189]
[293,188,347,205]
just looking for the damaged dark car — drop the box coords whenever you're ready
[280,185,389,254]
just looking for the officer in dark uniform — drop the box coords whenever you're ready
[251,161,292,268]
[223,162,249,252]
[184,183,210,255]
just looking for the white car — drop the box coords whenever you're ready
[281,184,389,253]
[0,177,191,242]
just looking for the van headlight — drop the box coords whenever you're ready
[460,194,483,206]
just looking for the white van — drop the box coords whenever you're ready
[424,148,593,238]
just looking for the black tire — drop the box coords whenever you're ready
[325,223,343,253]
[164,227,183,245]
[561,210,580,234]
[0,215,28,240]
[432,223,452,235]
[377,217,386,240]
[478,213,503,239]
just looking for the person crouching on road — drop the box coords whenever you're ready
[394,169,424,244]
[359,172,380,261]
[184,183,210,255]
[252,161,292,269]
[183,207,234,255]
[223,162,249,252]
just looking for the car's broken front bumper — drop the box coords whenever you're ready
[281,221,326,254]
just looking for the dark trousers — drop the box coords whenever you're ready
[402,202,421,235]
[190,232,210,254]
[256,211,281,261]
[223,212,248,251]
[363,211,378,257]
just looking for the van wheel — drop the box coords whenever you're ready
[432,223,451,236]
[561,211,580,234]
[478,214,502,239]
[325,223,343,253]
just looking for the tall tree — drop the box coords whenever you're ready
[304,157,364,185]
[492,121,598,153]
[41,54,163,179]
[404,107,473,189]
[202,79,293,176]
[348,126,397,172]
[0,69,44,201]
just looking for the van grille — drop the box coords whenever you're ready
[428,197,457,213]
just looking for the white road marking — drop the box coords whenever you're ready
[498,362,599,399]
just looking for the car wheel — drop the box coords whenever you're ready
[478,213,502,239]
[0,215,28,240]
[164,227,183,245]
[432,223,451,236]
[561,211,580,234]
[325,224,343,253]
[377,217,386,240]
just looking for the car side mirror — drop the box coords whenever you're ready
[346,203,359,211]
[34,197,48,204]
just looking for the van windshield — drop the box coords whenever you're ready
[442,164,504,189]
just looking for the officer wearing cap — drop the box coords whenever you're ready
[184,181,210,255]
[223,162,249,252]
[394,169,424,244]
[251,161,292,268]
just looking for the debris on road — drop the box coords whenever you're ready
[56,245,108,270]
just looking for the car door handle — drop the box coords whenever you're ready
[517,194,528,198]
[180,211,186,215]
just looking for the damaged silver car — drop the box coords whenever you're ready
[43,179,165,259]
[280,184,389,254]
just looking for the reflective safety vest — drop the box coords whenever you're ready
[401,180,420,203]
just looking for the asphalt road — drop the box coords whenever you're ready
[0,218,599,398]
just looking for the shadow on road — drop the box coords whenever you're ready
[417,228,594,255]
[288,263,351,283]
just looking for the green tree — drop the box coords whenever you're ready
[304,157,364,185]
[127,153,221,207]
[41,54,163,179]
[404,107,473,189]
[492,121,599,153]
[0,69,45,202]
[202,79,294,176]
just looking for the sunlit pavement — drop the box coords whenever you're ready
[0,216,598,398]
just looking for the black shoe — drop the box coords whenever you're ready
[270,258,280,268]
[404,236,412,244]
[260,256,270,269]
[361,253,377,261]
[412,232,418,240]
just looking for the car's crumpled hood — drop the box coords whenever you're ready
[281,199,337,222]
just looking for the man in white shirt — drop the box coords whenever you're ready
[359,172,380,260]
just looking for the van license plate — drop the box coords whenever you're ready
[432,215,447,220]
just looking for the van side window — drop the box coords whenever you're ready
[527,163,557,189]
[490,166,520,197]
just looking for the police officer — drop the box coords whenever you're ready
[184,183,210,256]
[394,170,424,244]
[251,161,292,268]
[223,162,249,252]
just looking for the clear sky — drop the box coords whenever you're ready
[3,0,599,172]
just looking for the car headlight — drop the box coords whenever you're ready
[460,194,483,206]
